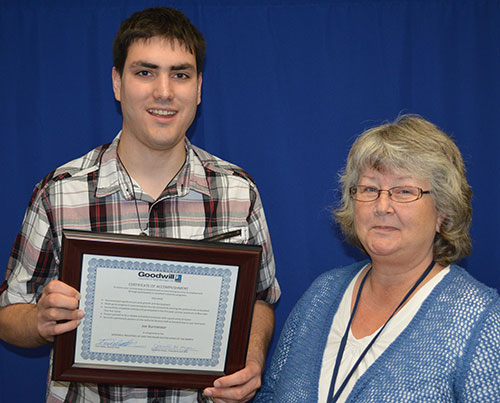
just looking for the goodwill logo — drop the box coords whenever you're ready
[137,271,183,283]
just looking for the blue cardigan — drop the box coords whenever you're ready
[255,262,500,402]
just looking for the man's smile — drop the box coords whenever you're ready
[147,108,177,117]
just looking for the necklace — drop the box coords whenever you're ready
[117,154,148,236]
[327,260,435,402]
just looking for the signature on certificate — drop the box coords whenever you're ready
[152,344,197,353]
[95,338,138,348]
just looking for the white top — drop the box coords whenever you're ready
[318,265,450,403]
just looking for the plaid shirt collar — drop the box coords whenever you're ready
[95,133,211,201]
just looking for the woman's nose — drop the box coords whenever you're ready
[373,190,394,215]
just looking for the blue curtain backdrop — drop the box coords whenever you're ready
[1,0,499,401]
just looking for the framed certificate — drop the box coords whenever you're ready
[53,230,262,389]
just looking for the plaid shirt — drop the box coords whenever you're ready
[0,134,279,403]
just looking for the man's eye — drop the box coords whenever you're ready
[137,71,152,77]
[173,73,189,79]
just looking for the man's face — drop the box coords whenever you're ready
[112,36,202,157]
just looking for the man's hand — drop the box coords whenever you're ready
[0,280,83,348]
[36,280,83,342]
[203,359,262,402]
[203,300,275,402]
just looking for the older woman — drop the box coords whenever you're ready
[255,116,500,402]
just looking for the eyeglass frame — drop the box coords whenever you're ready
[349,185,431,203]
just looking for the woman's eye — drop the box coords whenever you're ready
[357,186,377,194]
[395,187,415,195]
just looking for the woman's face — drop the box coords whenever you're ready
[353,167,443,265]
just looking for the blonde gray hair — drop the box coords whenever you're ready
[334,115,472,266]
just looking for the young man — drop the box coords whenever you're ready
[0,7,279,402]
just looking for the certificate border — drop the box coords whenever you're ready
[53,230,261,389]
[79,257,235,369]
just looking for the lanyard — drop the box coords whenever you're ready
[327,260,435,403]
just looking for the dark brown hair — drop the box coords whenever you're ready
[113,7,206,76]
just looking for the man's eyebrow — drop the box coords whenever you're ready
[128,61,195,72]
[170,63,195,71]
[129,61,159,69]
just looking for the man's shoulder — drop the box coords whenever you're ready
[190,143,256,185]
[36,142,112,191]
[53,143,111,177]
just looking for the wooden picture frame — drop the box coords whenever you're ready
[53,230,261,389]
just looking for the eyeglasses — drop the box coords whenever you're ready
[350,185,431,203]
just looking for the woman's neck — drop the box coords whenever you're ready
[350,258,443,338]
[367,255,437,295]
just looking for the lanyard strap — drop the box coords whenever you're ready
[327,260,435,403]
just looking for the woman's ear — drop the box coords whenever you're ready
[435,213,445,233]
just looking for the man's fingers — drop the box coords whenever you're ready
[203,361,262,402]
[39,305,84,322]
[39,292,81,312]
[214,360,261,387]
[42,280,80,299]
[37,318,82,342]
[36,280,84,341]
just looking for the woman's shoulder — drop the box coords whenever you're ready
[313,260,367,286]
[298,260,368,305]
[429,264,500,328]
[276,261,369,356]
[446,265,500,305]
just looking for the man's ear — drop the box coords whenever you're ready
[196,73,202,105]
[112,67,122,102]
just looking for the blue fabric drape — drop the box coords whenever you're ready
[1,1,499,401]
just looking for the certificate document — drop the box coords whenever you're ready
[74,254,238,372]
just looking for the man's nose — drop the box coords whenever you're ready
[153,74,173,101]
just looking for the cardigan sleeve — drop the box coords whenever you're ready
[457,298,500,401]
[255,266,358,402]
[254,290,303,402]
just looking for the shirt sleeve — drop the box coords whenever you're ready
[247,184,280,304]
[0,180,58,306]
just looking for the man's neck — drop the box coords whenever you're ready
[117,136,187,200]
